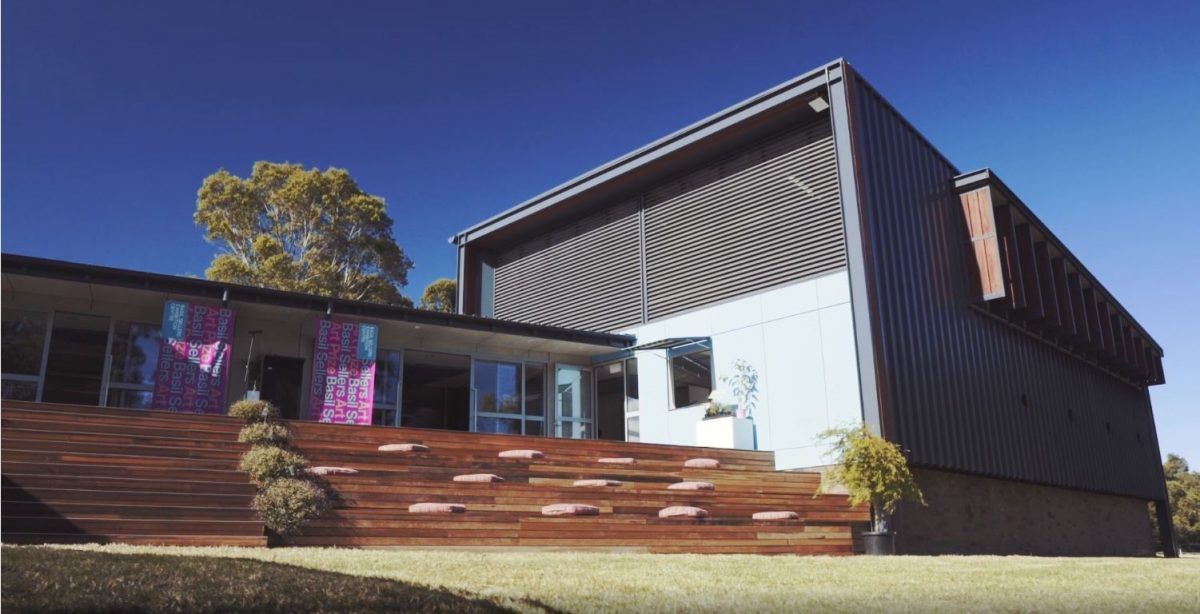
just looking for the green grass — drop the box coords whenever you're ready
[4,545,1199,613]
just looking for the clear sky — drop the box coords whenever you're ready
[3,0,1197,462]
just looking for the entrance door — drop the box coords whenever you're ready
[554,364,592,439]
[594,358,639,442]
[41,312,111,405]
[260,355,305,419]
[473,359,522,434]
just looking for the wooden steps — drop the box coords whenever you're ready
[1,400,868,554]
[2,401,265,547]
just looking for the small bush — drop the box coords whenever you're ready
[239,445,308,486]
[228,400,280,423]
[253,478,329,535]
[237,422,291,446]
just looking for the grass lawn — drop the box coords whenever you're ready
[4,545,1199,613]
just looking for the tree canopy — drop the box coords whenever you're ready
[195,162,414,305]
[419,278,457,313]
[1162,454,1200,551]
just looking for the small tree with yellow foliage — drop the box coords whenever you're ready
[820,424,925,534]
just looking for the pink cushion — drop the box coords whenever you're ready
[498,449,544,459]
[572,479,621,487]
[752,511,800,520]
[379,443,429,452]
[453,473,504,483]
[659,506,709,519]
[597,457,635,465]
[408,502,465,514]
[684,458,721,469]
[541,503,600,516]
[307,466,358,476]
[668,481,716,491]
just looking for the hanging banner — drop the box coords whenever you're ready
[152,300,236,414]
[308,318,378,425]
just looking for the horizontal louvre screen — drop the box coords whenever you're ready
[494,199,642,331]
[644,117,843,319]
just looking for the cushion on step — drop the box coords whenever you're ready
[452,473,504,483]
[752,511,800,520]
[378,443,429,452]
[684,458,721,469]
[541,503,600,516]
[408,502,465,514]
[597,457,636,465]
[307,466,358,476]
[659,506,709,519]
[572,479,622,487]
[668,481,716,491]
[498,449,544,459]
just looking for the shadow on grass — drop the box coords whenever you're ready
[2,546,514,614]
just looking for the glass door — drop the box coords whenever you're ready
[554,364,592,439]
[473,359,523,434]
[594,358,639,442]
[40,312,111,405]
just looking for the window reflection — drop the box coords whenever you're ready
[670,349,713,408]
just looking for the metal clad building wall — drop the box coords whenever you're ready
[644,117,844,319]
[847,70,1164,500]
[494,199,642,331]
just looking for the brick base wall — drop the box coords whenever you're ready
[892,469,1155,556]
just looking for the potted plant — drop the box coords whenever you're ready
[696,389,753,449]
[819,424,924,555]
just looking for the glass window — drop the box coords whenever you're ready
[2,308,48,376]
[626,416,640,442]
[524,363,546,421]
[670,349,712,409]
[107,388,154,409]
[402,351,471,431]
[2,379,39,401]
[372,350,402,426]
[109,322,162,386]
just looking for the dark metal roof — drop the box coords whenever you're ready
[451,59,841,246]
[0,253,635,349]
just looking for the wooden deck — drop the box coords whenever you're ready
[2,401,867,554]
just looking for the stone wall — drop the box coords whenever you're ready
[892,468,1155,556]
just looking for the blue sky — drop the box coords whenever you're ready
[3,0,1198,462]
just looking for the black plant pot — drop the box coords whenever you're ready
[862,531,895,555]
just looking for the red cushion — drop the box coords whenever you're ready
[572,479,621,487]
[452,473,504,483]
[684,458,721,469]
[379,443,429,452]
[498,449,544,459]
[541,503,600,516]
[408,502,465,514]
[659,506,709,519]
[752,511,800,520]
[307,466,358,476]
[668,481,716,491]
[597,457,635,465]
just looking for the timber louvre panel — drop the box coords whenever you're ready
[644,116,844,320]
[495,199,642,331]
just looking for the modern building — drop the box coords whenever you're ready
[1,59,1175,556]
[451,59,1175,556]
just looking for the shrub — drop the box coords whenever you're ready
[228,399,280,423]
[252,478,329,535]
[239,445,308,486]
[819,424,925,533]
[237,422,291,446]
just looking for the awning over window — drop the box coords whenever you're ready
[592,337,711,364]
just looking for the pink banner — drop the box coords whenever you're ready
[308,318,377,425]
[152,301,236,414]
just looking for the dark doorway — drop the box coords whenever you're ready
[260,356,305,419]
[401,351,470,431]
[41,313,110,405]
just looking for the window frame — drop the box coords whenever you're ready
[668,347,715,410]
[0,308,52,402]
[104,319,164,409]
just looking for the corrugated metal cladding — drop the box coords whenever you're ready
[644,116,844,319]
[494,199,642,331]
[494,114,845,331]
[846,69,1165,501]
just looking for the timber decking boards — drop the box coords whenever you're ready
[1,400,868,554]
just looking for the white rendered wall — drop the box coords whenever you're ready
[618,270,863,470]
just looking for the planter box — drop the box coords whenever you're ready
[695,416,754,450]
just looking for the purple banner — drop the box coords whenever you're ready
[308,318,377,425]
[152,300,236,414]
